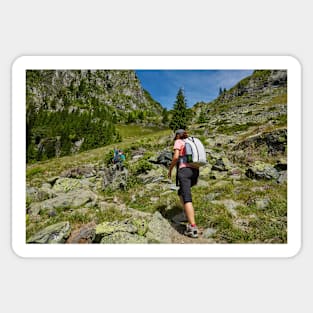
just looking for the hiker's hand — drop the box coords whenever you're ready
[168,170,172,179]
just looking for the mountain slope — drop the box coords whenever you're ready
[26,70,164,162]
[25,70,288,244]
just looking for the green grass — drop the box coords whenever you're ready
[26,122,287,244]
[116,124,168,139]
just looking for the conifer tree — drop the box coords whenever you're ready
[169,88,189,131]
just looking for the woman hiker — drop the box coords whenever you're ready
[168,129,199,238]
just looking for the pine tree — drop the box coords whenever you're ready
[169,88,189,131]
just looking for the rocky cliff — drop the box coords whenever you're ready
[27,69,163,122]
[26,70,164,162]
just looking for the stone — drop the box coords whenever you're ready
[255,198,270,210]
[27,221,71,244]
[277,171,287,184]
[203,228,217,238]
[211,199,243,217]
[100,232,148,244]
[52,178,84,193]
[102,166,128,191]
[26,186,53,203]
[146,211,172,243]
[28,189,97,216]
[94,220,137,243]
[154,151,173,167]
[246,161,279,180]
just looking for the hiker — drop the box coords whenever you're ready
[118,150,126,170]
[168,129,199,238]
[113,148,119,164]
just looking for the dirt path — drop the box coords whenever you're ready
[170,223,216,244]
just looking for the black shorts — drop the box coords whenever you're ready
[177,167,199,203]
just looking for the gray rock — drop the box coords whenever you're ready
[27,221,71,244]
[28,189,97,215]
[246,161,279,180]
[211,199,243,217]
[26,186,52,203]
[277,171,287,184]
[100,232,148,244]
[137,168,165,184]
[146,211,172,243]
[94,220,137,243]
[52,178,84,193]
[102,166,128,191]
[203,228,217,238]
[255,198,270,210]
[154,151,173,167]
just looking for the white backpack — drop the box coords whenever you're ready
[183,137,207,167]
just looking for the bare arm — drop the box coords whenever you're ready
[168,149,180,179]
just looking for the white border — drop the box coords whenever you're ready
[12,56,302,258]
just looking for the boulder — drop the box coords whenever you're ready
[212,157,232,171]
[102,166,128,191]
[146,211,172,243]
[246,161,279,180]
[94,220,137,243]
[28,189,97,216]
[26,186,54,203]
[27,221,71,244]
[52,177,84,193]
[137,167,165,184]
[100,232,148,244]
[153,151,173,167]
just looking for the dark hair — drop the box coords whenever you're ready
[175,131,188,140]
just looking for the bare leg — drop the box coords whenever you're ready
[184,201,196,225]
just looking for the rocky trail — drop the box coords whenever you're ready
[26,70,288,244]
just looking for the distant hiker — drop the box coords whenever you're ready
[168,129,199,238]
[113,148,119,164]
[119,150,126,163]
[113,149,126,171]
[118,150,126,170]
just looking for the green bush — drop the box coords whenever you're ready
[132,160,153,174]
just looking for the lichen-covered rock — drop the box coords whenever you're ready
[137,168,165,184]
[28,189,97,215]
[100,232,148,244]
[246,161,279,180]
[101,166,128,191]
[146,211,172,243]
[212,157,233,172]
[131,218,148,236]
[94,220,137,243]
[26,185,57,203]
[27,221,71,243]
[52,178,84,193]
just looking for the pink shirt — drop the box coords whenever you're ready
[173,139,188,169]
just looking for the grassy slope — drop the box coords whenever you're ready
[26,120,287,243]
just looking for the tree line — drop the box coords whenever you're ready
[27,106,121,163]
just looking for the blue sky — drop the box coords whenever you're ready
[135,70,254,109]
